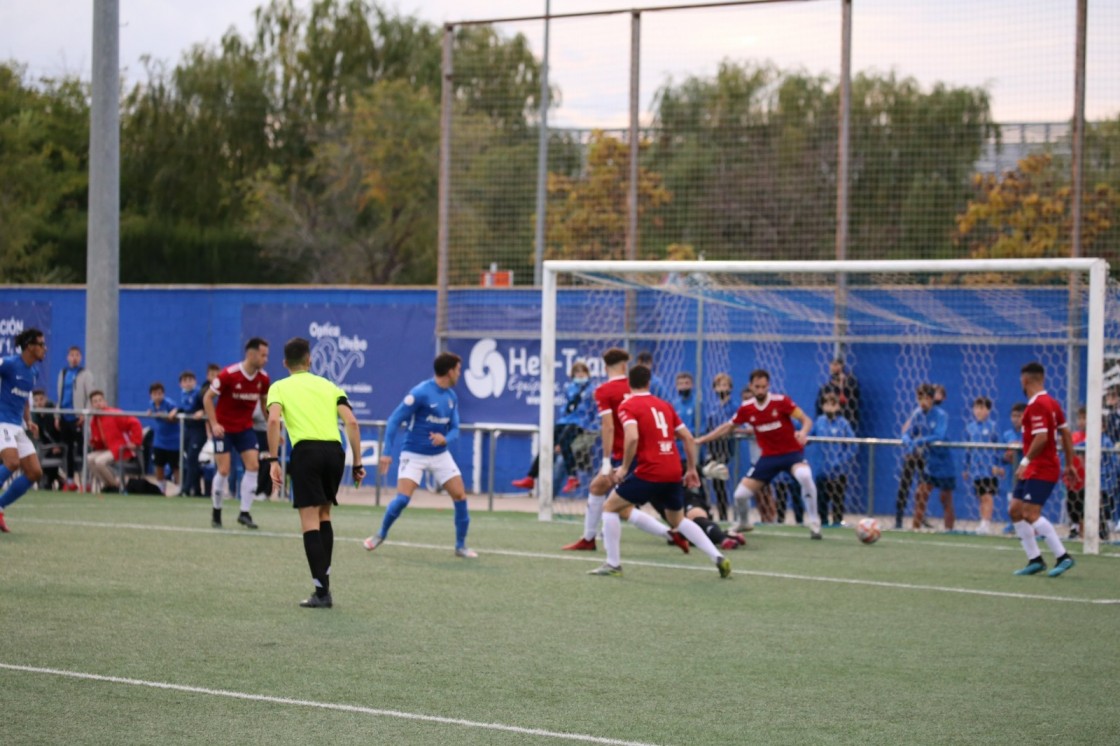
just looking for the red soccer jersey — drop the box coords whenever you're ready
[211,363,270,433]
[595,376,631,461]
[1021,391,1067,482]
[731,394,803,457]
[618,393,684,482]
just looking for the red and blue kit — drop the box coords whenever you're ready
[1021,391,1067,483]
[211,363,270,433]
[617,393,684,483]
[731,394,803,458]
[595,376,631,462]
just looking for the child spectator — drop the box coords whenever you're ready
[811,392,857,527]
[906,383,956,531]
[1000,403,1026,534]
[963,396,1004,535]
[31,389,65,489]
[148,382,180,493]
[178,371,207,497]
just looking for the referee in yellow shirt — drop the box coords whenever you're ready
[265,337,364,609]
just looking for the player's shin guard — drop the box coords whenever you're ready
[675,517,723,561]
[239,471,257,513]
[603,511,622,567]
[453,499,470,549]
[0,475,33,509]
[793,465,821,531]
[584,492,606,541]
[302,529,329,594]
[1014,520,1042,560]
[379,493,411,538]
[627,509,669,538]
[733,483,754,528]
[1031,516,1067,559]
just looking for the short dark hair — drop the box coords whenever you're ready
[245,337,268,352]
[15,328,43,351]
[1010,402,1026,414]
[973,396,992,410]
[149,382,164,393]
[635,350,654,366]
[675,372,693,383]
[284,337,311,366]
[917,383,936,398]
[1077,405,1087,416]
[602,348,630,367]
[32,388,46,397]
[822,392,839,405]
[749,369,769,383]
[207,363,221,372]
[434,352,462,377]
[89,390,105,400]
[628,364,652,390]
[179,370,196,381]
[68,345,81,353]
[1021,361,1045,378]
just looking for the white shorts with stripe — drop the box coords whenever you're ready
[0,422,37,459]
[398,450,461,488]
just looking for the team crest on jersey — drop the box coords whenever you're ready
[404,394,415,406]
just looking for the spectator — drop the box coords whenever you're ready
[906,384,957,531]
[512,361,594,494]
[1000,403,1026,534]
[702,373,736,522]
[634,350,672,401]
[812,392,857,527]
[1066,406,1119,541]
[252,401,274,499]
[87,391,143,493]
[670,372,708,509]
[55,345,94,491]
[1104,387,1120,442]
[31,389,65,489]
[148,382,180,493]
[895,386,930,529]
[963,396,1003,535]
[178,371,207,497]
[815,357,861,431]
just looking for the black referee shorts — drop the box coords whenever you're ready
[288,440,345,509]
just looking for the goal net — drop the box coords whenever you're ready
[538,258,1116,555]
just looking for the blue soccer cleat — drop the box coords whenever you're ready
[1013,559,1046,576]
[1047,556,1075,577]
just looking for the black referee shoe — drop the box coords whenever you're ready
[299,592,333,609]
[237,512,259,529]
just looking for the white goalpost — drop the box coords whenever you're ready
[538,258,1113,555]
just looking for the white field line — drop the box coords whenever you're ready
[0,663,659,746]
[13,517,1120,605]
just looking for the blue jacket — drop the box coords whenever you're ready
[963,418,1002,479]
[811,414,856,478]
[150,398,180,451]
[179,386,207,433]
[557,380,593,428]
[903,405,954,479]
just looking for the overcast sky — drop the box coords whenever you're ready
[1,1,1117,126]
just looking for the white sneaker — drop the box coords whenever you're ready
[362,535,384,552]
[455,547,478,559]
[976,523,990,536]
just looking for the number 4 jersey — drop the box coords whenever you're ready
[617,392,685,483]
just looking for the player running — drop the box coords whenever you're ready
[696,368,823,539]
[203,337,270,529]
[0,328,47,532]
[364,352,477,558]
[1010,361,1078,577]
[588,365,730,578]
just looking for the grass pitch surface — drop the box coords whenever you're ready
[2,493,1118,745]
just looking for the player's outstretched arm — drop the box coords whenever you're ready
[792,406,813,446]
[695,420,733,445]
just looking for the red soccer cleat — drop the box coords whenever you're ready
[720,537,739,550]
[562,537,597,551]
[511,476,535,490]
[668,529,690,554]
[561,476,580,494]
[0,510,9,533]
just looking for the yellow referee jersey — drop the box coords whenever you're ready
[266,371,346,445]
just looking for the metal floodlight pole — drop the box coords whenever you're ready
[835,0,852,359]
[435,24,453,355]
[533,1,552,286]
[86,0,120,402]
[1066,0,1088,419]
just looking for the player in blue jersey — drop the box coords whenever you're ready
[364,352,477,558]
[0,328,48,532]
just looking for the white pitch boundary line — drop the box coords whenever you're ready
[14,518,1120,605]
[0,663,660,746]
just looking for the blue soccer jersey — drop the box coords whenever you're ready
[964,418,1001,479]
[811,414,856,478]
[384,378,460,456]
[0,355,36,426]
[904,405,954,478]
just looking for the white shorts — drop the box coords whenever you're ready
[0,422,37,459]
[398,450,461,488]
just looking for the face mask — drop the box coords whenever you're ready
[716,389,730,400]
[572,377,588,385]
[678,388,692,398]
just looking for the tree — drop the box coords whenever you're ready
[545,130,670,261]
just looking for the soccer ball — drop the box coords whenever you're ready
[855,518,881,545]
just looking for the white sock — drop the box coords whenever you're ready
[793,465,821,531]
[676,517,723,562]
[212,474,228,509]
[627,509,669,538]
[1031,516,1066,559]
[584,492,605,541]
[240,471,257,513]
[733,483,754,527]
[1014,520,1041,560]
[603,511,622,567]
